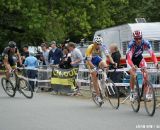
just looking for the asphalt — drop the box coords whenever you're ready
[0,83,160,130]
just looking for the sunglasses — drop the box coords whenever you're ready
[96,43,101,45]
[134,38,142,41]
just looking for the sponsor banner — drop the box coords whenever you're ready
[51,68,79,88]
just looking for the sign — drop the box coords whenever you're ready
[51,68,79,91]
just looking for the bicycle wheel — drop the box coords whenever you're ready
[1,77,15,97]
[90,81,103,107]
[143,81,156,116]
[18,78,33,99]
[104,79,119,109]
[131,77,140,112]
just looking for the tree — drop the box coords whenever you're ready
[0,0,160,52]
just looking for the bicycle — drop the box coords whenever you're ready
[1,67,33,98]
[131,67,158,116]
[90,68,119,109]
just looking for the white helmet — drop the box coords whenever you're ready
[93,36,103,44]
[29,51,35,56]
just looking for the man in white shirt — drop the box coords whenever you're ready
[67,42,83,68]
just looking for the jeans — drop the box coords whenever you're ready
[27,69,37,91]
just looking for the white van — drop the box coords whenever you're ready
[94,22,160,58]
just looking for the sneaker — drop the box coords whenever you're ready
[130,91,135,102]
[131,91,139,101]
[96,96,103,103]
[146,93,152,100]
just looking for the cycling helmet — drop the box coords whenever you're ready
[8,41,16,48]
[133,30,142,39]
[93,36,103,44]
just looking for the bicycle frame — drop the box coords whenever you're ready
[141,68,148,83]
[10,68,23,90]
[137,67,153,97]
[91,68,116,99]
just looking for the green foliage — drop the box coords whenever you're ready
[0,0,160,50]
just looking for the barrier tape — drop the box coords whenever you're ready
[18,75,50,82]
[18,76,160,88]
[18,67,160,73]
[17,67,160,88]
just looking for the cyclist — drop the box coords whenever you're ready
[126,30,159,101]
[2,41,22,81]
[85,36,117,103]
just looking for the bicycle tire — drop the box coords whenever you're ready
[1,77,15,97]
[90,81,103,107]
[143,80,156,116]
[131,77,140,113]
[18,78,33,99]
[104,79,119,109]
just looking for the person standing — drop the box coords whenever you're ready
[24,51,38,91]
[109,43,121,68]
[67,42,84,95]
[21,45,29,64]
[48,41,63,65]
[108,43,122,83]
[67,42,83,68]
[59,47,72,69]
[41,43,49,65]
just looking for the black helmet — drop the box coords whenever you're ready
[8,41,16,48]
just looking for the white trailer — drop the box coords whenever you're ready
[94,22,160,57]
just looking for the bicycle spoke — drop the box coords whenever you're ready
[90,81,103,107]
[131,78,140,112]
[105,79,119,109]
[19,78,33,99]
[1,77,15,97]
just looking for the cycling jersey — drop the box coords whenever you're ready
[85,44,109,67]
[126,39,158,67]
[86,44,109,58]
[2,47,19,66]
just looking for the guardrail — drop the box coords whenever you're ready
[18,65,160,96]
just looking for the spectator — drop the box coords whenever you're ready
[67,42,83,95]
[41,43,49,65]
[59,47,72,69]
[67,42,84,68]
[108,43,122,84]
[61,43,66,51]
[48,41,63,65]
[109,43,121,68]
[21,45,29,64]
[24,51,38,91]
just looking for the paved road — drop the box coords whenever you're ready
[0,85,160,130]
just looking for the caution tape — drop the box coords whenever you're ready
[18,66,160,73]
[17,66,160,88]
[18,75,50,82]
